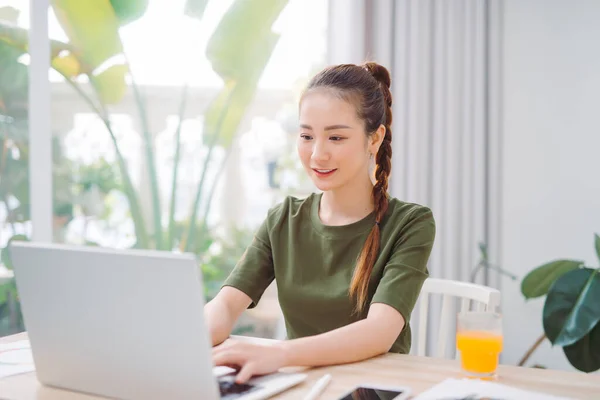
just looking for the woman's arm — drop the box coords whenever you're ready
[282,303,404,366]
[213,303,405,382]
[204,286,252,346]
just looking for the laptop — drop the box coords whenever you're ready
[9,241,306,400]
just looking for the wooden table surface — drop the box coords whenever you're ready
[1,332,599,399]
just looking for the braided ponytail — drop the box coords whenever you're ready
[350,62,393,314]
[303,61,394,314]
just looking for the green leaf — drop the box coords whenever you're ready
[0,22,81,78]
[543,268,600,346]
[184,0,209,20]
[51,0,123,69]
[91,64,129,104]
[204,0,287,146]
[595,233,600,265]
[562,322,600,373]
[52,53,83,78]
[0,280,17,310]
[51,0,132,104]
[207,0,287,80]
[203,35,278,147]
[478,242,488,261]
[521,259,584,299]
[109,0,148,26]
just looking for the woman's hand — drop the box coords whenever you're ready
[212,339,289,383]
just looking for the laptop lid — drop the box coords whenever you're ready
[9,241,220,400]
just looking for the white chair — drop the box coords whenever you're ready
[415,277,501,359]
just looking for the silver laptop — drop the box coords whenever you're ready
[9,241,306,400]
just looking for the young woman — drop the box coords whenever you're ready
[205,62,436,383]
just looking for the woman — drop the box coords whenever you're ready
[205,62,436,383]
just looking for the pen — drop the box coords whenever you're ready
[303,373,332,400]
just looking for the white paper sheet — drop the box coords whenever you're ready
[0,339,36,379]
[413,378,573,400]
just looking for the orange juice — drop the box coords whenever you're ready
[456,330,503,375]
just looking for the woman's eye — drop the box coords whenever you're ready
[300,134,313,140]
[330,136,344,141]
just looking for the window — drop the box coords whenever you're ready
[0,0,327,337]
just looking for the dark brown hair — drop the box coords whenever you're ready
[303,62,393,314]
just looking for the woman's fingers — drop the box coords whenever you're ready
[213,349,245,367]
[235,362,256,384]
[212,340,240,356]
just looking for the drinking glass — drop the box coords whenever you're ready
[456,311,503,379]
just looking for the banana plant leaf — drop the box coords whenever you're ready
[203,32,280,147]
[92,64,130,105]
[109,0,149,26]
[50,0,146,105]
[562,321,600,373]
[52,0,121,69]
[0,6,80,82]
[0,22,82,80]
[521,259,584,299]
[1,1,147,104]
[203,0,288,147]
[543,268,600,347]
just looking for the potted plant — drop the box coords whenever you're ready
[519,234,600,373]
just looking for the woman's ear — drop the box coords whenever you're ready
[369,124,386,156]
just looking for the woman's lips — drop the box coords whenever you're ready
[312,168,337,177]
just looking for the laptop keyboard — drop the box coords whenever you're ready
[219,378,261,399]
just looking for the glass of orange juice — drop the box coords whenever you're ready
[456,311,503,379]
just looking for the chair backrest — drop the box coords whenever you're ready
[415,278,501,359]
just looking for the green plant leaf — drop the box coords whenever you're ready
[521,259,584,299]
[51,0,123,69]
[543,268,600,346]
[203,0,287,147]
[206,0,287,80]
[0,280,17,312]
[92,64,130,104]
[595,233,600,265]
[562,322,600,373]
[109,0,148,26]
[184,0,209,20]
[203,33,279,147]
[478,242,488,260]
[51,0,132,104]
[0,21,82,79]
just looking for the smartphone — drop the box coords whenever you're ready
[337,384,411,400]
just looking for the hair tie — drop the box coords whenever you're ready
[375,220,381,226]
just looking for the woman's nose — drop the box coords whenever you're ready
[311,141,330,161]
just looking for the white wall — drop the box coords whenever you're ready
[502,0,600,371]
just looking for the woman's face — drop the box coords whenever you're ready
[298,90,381,193]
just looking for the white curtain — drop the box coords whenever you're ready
[328,0,504,357]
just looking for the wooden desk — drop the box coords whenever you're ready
[1,333,599,399]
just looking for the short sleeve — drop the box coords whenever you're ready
[371,206,436,321]
[221,215,275,309]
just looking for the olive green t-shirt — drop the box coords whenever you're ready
[222,193,436,354]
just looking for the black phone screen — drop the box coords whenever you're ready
[338,387,404,400]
